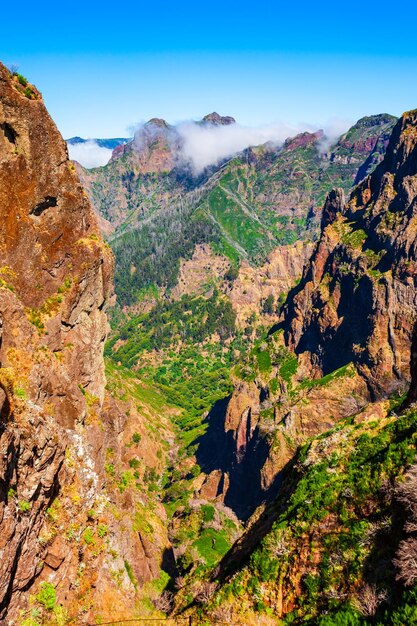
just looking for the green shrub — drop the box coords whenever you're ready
[189,464,201,478]
[105,463,115,476]
[36,582,56,610]
[97,524,108,538]
[262,294,275,315]
[19,500,31,513]
[83,527,95,545]
[225,264,239,282]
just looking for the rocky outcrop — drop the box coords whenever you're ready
[0,63,174,623]
[170,243,230,300]
[283,109,417,399]
[202,112,236,126]
[0,60,114,620]
[195,382,271,521]
[110,117,175,165]
[229,240,314,328]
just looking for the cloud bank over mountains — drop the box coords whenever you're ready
[67,140,113,168]
[175,117,351,173]
[69,116,352,171]
[176,121,302,173]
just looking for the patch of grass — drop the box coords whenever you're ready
[298,363,356,390]
[83,527,95,545]
[256,349,272,373]
[192,528,230,567]
[124,560,137,588]
[341,224,367,249]
[36,582,56,610]
[18,500,31,513]
[279,354,298,383]
[201,504,215,523]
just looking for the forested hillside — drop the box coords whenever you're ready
[79,113,396,308]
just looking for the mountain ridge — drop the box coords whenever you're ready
[171,108,417,623]
[3,58,417,625]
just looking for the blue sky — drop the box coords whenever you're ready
[2,0,417,137]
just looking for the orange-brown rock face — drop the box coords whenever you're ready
[284,109,417,399]
[0,63,113,419]
[229,241,314,328]
[0,63,134,622]
[0,64,176,625]
[197,111,417,524]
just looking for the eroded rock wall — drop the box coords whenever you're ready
[0,64,171,624]
[284,110,417,399]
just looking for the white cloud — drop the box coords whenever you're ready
[67,140,112,168]
[107,115,355,175]
[316,118,353,155]
[176,121,309,174]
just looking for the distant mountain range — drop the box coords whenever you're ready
[66,135,130,150]
[5,57,417,625]
[75,112,397,307]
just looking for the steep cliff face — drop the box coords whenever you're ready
[193,110,417,524]
[173,111,417,625]
[0,64,113,411]
[283,109,417,399]
[0,61,113,620]
[0,64,175,624]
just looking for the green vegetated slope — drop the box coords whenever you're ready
[106,291,302,460]
[102,361,242,605]
[100,112,406,618]
[82,114,396,308]
[111,199,219,306]
[105,309,246,580]
[105,289,300,578]
[106,290,249,449]
[178,398,417,625]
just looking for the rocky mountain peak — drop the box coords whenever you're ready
[350,112,398,131]
[379,108,417,175]
[283,130,323,151]
[145,117,170,129]
[321,187,345,229]
[202,111,236,125]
